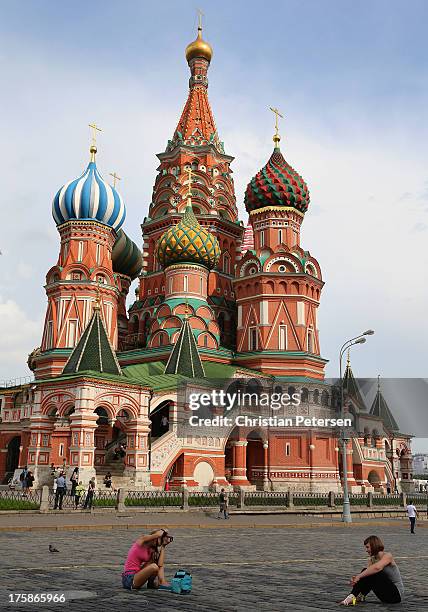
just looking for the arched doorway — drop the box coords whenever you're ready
[163,453,184,489]
[246,430,265,488]
[94,406,129,478]
[142,313,151,348]
[194,461,215,489]
[150,401,171,439]
[368,470,381,490]
[5,436,21,479]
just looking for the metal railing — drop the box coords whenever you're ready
[2,487,423,512]
[188,491,239,507]
[245,491,289,507]
[336,494,368,506]
[0,375,34,389]
[293,492,329,507]
[407,494,428,507]
[372,494,402,506]
[0,489,41,510]
[125,490,182,507]
[92,491,118,507]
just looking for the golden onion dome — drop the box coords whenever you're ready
[156,202,220,270]
[185,26,213,63]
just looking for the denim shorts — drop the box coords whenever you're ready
[122,572,136,590]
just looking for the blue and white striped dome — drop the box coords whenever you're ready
[52,160,126,231]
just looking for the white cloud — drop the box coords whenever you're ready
[0,297,41,382]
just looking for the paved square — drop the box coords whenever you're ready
[0,523,427,611]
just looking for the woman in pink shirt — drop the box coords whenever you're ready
[122,529,172,590]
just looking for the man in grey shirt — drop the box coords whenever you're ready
[54,473,66,510]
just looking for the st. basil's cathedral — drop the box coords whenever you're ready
[0,25,413,493]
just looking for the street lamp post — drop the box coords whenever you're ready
[339,330,374,523]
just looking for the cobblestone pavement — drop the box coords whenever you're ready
[0,523,427,611]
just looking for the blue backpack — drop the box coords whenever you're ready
[171,570,192,594]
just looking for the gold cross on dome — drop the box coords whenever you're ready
[88,123,102,147]
[197,8,204,30]
[88,123,102,161]
[269,106,284,141]
[109,171,121,188]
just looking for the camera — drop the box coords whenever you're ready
[162,534,174,544]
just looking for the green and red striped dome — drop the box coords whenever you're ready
[244,148,310,214]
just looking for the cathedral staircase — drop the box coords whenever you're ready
[95,433,130,490]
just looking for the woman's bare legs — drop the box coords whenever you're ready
[157,545,169,585]
[132,562,159,589]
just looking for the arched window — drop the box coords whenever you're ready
[223,253,231,275]
[131,316,139,334]
[321,390,329,406]
[95,407,109,426]
[307,329,314,353]
[249,327,258,351]
[77,241,84,262]
[183,275,188,292]
[288,386,296,398]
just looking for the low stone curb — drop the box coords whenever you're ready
[0,518,426,533]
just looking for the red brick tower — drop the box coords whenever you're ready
[234,115,327,379]
[34,139,138,378]
[129,23,244,353]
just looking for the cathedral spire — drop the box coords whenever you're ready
[369,376,399,432]
[168,18,223,153]
[164,317,205,378]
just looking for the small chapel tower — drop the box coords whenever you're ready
[34,127,141,377]
[234,112,327,379]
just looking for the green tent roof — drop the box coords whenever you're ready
[164,318,205,378]
[342,359,366,410]
[63,308,121,376]
[369,382,399,432]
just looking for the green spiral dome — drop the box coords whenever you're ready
[156,203,220,270]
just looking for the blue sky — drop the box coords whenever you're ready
[0,1,427,444]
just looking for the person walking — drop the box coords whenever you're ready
[53,472,67,510]
[406,501,418,534]
[217,488,229,519]
[70,467,79,496]
[74,481,86,509]
[19,466,28,497]
[25,471,35,493]
[83,477,96,509]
